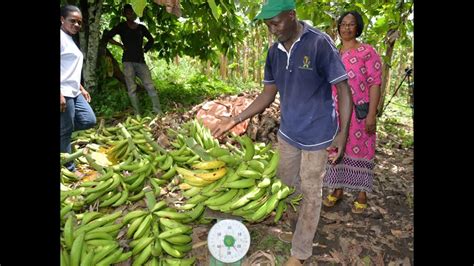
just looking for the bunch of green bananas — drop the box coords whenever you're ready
[70,115,154,151]
[175,134,296,223]
[61,211,131,266]
[187,118,219,151]
[123,197,198,265]
[61,114,177,210]
[60,115,302,265]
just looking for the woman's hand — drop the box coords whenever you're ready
[365,114,377,134]
[60,94,66,112]
[80,86,91,102]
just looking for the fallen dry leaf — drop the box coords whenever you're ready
[321,212,344,221]
[373,253,385,266]
[243,250,276,266]
[329,249,345,264]
[390,229,410,239]
[370,225,382,235]
[388,256,411,266]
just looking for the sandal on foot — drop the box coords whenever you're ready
[351,200,367,214]
[323,194,342,207]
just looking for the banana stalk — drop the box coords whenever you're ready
[184,137,212,161]
[60,149,84,165]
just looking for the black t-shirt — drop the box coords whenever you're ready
[106,22,153,63]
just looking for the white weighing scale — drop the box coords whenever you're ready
[207,219,251,265]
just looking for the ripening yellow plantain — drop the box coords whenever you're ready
[194,167,227,181]
[183,178,213,187]
[175,166,198,178]
[183,173,212,186]
[176,166,213,186]
[191,160,226,170]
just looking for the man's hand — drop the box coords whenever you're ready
[327,132,347,164]
[60,94,66,112]
[331,80,352,164]
[365,114,377,134]
[80,86,91,102]
[211,116,238,138]
[211,84,277,139]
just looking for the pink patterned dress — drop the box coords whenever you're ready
[324,43,382,192]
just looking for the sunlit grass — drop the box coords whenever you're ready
[379,96,414,149]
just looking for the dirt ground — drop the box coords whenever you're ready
[150,92,414,266]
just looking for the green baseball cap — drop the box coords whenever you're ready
[254,0,296,21]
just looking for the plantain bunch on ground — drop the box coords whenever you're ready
[59,116,301,265]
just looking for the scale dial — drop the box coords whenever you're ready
[207,219,251,263]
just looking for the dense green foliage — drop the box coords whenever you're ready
[90,56,258,117]
[379,96,413,149]
[98,0,248,62]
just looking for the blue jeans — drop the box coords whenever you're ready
[60,94,96,171]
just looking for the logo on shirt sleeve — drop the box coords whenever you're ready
[298,56,313,70]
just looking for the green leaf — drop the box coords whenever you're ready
[208,0,219,21]
[219,0,230,13]
[355,3,365,10]
[363,256,371,266]
[374,17,387,28]
[130,0,146,17]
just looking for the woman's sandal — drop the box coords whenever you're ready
[351,200,368,214]
[323,194,342,207]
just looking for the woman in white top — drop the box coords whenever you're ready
[60,5,96,173]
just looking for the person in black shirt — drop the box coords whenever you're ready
[104,4,163,115]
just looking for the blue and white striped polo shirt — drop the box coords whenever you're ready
[264,21,348,151]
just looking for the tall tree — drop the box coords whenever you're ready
[81,0,104,92]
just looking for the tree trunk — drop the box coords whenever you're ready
[256,28,263,84]
[202,60,212,77]
[235,52,241,79]
[82,0,104,92]
[252,28,257,82]
[105,49,125,86]
[266,26,273,48]
[79,0,89,57]
[243,39,248,81]
[174,55,179,66]
[377,30,400,116]
[396,51,407,97]
[377,2,411,115]
[206,60,212,77]
[220,53,228,80]
[326,19,338,41]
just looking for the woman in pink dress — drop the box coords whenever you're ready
[323,11,382,213]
